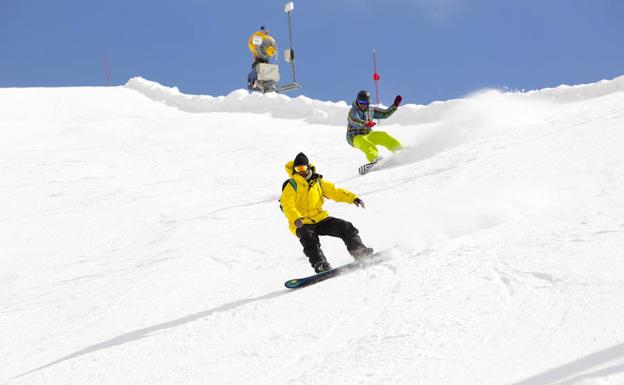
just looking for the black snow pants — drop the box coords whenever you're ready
[295,217,366,268]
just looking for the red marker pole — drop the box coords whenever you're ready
[104,53,111,86]
[372,48,381,124]
[372,48,380,107]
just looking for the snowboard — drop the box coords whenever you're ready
[358,157,385,175]
[284,250,387,289]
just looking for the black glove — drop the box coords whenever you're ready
[393,95,403,107]
[294,218,304,228]
[353,198,366,209]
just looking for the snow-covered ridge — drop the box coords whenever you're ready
[124,77,349,125]
[125,75,624,126]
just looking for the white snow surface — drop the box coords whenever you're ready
[2,76,624,385]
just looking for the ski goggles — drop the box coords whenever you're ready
[356,99,369,106]
[294,164,308,173]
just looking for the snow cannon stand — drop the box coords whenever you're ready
[247,2,301,94]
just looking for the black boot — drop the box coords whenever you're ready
[351,247,374,260]
[313,261,332,273]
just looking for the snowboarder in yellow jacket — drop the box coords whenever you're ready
[280,152,373,273]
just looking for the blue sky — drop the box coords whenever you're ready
[1,0,623,104]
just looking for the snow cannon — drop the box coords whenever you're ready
[247,2,301,94]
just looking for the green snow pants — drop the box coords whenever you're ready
[352,131,403,163]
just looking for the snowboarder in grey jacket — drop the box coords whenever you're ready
[347,90,403,163]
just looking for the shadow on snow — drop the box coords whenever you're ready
[513,341,624,385]
[12,289,291,380]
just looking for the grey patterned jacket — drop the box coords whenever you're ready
[346,102,397,146]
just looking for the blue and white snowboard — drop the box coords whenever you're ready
[284,250,387,289]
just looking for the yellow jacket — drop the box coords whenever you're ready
[280,160,358,235]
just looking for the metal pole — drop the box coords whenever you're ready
[372,48,380,106]
[104,53,111,86]
[287,10,297,83]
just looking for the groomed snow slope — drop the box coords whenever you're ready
[1,76,624,385]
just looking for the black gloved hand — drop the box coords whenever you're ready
[294,218,304,228]
[393,95,403,107]
[353,198,366,209]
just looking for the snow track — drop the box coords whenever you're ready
[2,76,624,385]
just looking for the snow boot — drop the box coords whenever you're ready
[313,261,332,274]
[351,247,374,260]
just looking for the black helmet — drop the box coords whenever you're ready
[356,90,371,103]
